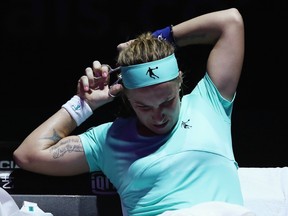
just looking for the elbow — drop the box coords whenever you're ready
[227,8,244,28]
[13,148,33,170]
[223,8,245,41]
[13,149,25,169]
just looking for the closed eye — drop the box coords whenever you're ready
[160,97,175,107]
[133,96,176,111]
[136,105,152,111]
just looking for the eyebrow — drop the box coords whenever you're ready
[132,95,176,107]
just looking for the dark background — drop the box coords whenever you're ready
[1,0,287,168]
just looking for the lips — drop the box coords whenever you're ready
[153,121,168,129]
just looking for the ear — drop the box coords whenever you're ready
[178,70,183,86]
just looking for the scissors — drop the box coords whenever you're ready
[94,65,122,85]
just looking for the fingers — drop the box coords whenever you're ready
[78,75,89,92]
[78,61,110,92]
[108,83,123,98]
[91,61,110,90]
[93,61,109,79]
[77,61,124,105]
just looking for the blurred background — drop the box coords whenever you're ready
[0,0,287,170]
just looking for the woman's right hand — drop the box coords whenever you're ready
[77,60,123,111]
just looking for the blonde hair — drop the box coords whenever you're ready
[117,32,175,66]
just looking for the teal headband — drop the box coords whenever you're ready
[121,53,179,89]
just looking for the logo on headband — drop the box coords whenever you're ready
[121,53,179,89]
[146,67,159,79]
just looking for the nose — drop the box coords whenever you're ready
[152,108,165,123]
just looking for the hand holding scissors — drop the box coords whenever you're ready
[77,61,123,110]
[94,65,122,86]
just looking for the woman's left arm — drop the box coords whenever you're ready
[173,8,245,100]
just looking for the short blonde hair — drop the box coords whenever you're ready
[117,32,175,66]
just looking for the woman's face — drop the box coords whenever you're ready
[126,80,181,136]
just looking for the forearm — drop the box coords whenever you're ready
[13,60,119,175]
[15,95,92,153]
[26,108,77,149]
[172,8,241,47]
[12,107,91,175]
[13,108,76,159]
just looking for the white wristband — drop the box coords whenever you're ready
[62,95,93,126]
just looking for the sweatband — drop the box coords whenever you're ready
[121,53,179,89]
[62,95,93,126]
[152,25,175,45]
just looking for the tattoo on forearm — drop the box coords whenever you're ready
[40,129,62,142]
[44,129,62,142]
[50,138,83,159]
[42,129,83,159]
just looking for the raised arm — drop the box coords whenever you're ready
[173,8,245,100]
[13,62,119,176]
[13,108,88,176]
